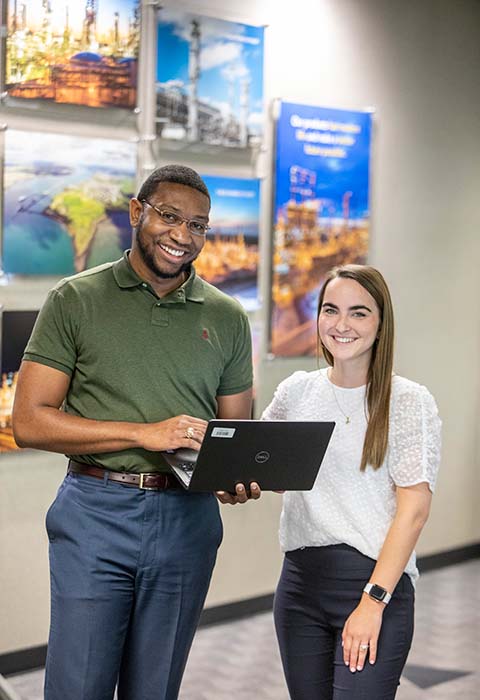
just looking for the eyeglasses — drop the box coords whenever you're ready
[142,200,210,236]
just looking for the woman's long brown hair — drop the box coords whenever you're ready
[317,264,394,471]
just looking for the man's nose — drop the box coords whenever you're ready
[170,221,192,243]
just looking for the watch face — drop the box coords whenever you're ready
[370,584,387,600]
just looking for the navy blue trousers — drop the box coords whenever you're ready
[274,545,414,700]
[44,472,223,700]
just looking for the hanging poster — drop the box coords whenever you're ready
[270,101,372,357]
[194,175,260,311]
[2,129,136,275]
[156,9,264,147]
[5,0,140,109]
[0,310,38,453]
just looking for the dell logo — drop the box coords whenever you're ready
[255,451,270,464]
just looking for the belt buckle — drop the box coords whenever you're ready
[139,473,157,491]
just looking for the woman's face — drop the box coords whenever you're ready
[318,277,381,368]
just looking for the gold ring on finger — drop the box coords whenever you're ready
[185,426,195,440]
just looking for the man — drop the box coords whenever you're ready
[13,165,259,700]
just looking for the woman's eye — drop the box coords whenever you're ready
[323,308,336,315]
[352,312,366,318]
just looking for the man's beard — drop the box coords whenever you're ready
[135,223,193,279]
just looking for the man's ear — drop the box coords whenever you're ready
[129,198,143,227]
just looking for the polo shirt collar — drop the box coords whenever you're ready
[113,250,205,302]
[113,251,142,288]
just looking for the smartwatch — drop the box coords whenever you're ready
[363,582,392,605]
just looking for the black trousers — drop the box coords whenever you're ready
[274,544,414,700]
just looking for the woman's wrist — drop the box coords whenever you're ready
[360,592,387,612]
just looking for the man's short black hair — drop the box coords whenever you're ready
[137,164,211,203]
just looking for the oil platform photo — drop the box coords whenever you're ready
[5,0,140,109]
[156,10,264,147]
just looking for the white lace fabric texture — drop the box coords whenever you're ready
[262,368,442,584]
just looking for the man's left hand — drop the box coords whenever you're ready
[216,482,261,505]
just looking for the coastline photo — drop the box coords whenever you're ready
[2,129,136,275]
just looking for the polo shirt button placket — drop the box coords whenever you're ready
[152,302,169,327]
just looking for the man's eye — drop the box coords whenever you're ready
[161,211,179,223]
[190,222,206,233]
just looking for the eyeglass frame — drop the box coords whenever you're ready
[141,199,211,236]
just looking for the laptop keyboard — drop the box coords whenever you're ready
[178,463,195,477]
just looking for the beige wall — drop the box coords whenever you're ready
[1,0,479,656]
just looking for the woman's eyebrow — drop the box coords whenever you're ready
[321,302,372,312]
[350,305,372,312]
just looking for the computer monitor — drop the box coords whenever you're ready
[1,309,39,374]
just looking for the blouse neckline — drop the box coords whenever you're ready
[321,367,367,393]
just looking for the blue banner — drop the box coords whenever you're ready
[270,101,372,357]
[195,175,260,311]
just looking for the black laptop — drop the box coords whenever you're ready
[162,419,335,492]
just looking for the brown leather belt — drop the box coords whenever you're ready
[67,459,180,491]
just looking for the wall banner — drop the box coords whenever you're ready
[196,175,260,311]
[270,101,372,357]
[2,129,136,276]
[5,0,140,109]
[156,9,264,148]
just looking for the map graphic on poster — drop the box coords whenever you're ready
[5,0,140,109]
[156,9,264,147]
[271,102,372,357]
[2,130,136,275]
[194,176,260,311]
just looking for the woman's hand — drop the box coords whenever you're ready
[342,594,385,672]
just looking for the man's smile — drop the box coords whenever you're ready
[159,243,186,258]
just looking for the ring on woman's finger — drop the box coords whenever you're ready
[185,426,195,439]
[359,643,369,651]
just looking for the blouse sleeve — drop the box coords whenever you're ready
[261,371,306,421]
[388,384,442,492]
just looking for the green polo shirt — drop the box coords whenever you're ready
[24,252,252,473]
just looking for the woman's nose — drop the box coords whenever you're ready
[335,316,351,333]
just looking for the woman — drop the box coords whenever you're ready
[263,264,441,700]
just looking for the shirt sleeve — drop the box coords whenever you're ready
[261,371,306,421]
[388,384,442,492]
[216,310,253,396]
[23,285,78,376]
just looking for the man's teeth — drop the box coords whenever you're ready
[161,244,185,257]
[335,337,355,343]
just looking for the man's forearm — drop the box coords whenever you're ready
[13,406,145,454]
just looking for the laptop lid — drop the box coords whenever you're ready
[163,420,335,492]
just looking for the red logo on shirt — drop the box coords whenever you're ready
[202,329,209,340]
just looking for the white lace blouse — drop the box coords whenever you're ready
[262,368,442,583]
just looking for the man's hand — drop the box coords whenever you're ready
[216,482,261,505]
[139,415,208,452]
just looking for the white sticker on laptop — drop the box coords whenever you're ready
[211,427,236,438]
